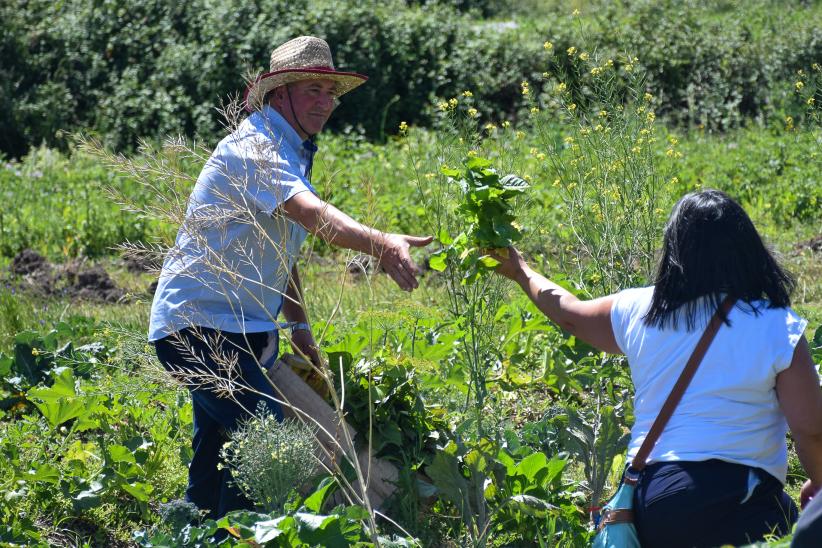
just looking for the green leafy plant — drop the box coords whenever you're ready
[429,156,528,284]
[220,403,319,514]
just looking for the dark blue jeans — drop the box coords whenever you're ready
[154,327,282,519]
[634,459,797,547]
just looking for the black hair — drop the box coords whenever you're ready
[644,189,795,330]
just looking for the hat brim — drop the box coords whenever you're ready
[244,68,368,112]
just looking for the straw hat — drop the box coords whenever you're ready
[244,36,368,112]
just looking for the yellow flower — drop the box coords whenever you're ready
[572,8,581,16]
[670,177,679,185]
[567,46,577,56]
[467,149,477,157]
[580,127,590,135]
[569,103,577,111]
[501,120,511,128]
[536,152,546,161]
[598,110,608,117]
[467,107,479,118]
[625,63,635,73]
[812,63,820,71]
[424,172,435,180]
[594,124,603,132]
[553,178,561,187]
[437,101,449,111]
[795,81,805,91]
[543,41,553,51]
[808,97,816,106]
[631,146,641,154]
[564,136,575,144]
[646,111,656,123]
[516,130,525,139]
[484,122,497,131]
[605,59,614,67]
[542,71,551,79]
[554,82,567,94]
[448,97,458,109]
[521,81,530,96]
[644,92,654,102]
[785,116,794,130]
[579,52,589,61]
[530,106,540,114]
[530,147,539,155]
[590,67,603,76]
[640,128,650,135]
[667,136,678,145]
[398,121,408,134]
[666,148,675,157]
[523,174,532,181]
[462,90,473,97]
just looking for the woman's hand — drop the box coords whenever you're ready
[489,246,529,281]
[801,479,820,510]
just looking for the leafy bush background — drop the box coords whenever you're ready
[2,0,820,157]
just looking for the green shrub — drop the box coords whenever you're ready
[220,405,319,514]
[4,0,819,157]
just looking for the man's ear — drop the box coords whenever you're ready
[268,86,286,109]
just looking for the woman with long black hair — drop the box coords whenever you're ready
[493,189,822,546]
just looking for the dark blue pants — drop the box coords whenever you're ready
[154,327,282,519]
[634,459,797,547]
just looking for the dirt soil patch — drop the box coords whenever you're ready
[8,249,127,303]
[795,235,822,253]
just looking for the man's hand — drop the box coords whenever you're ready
[377,233,433,291]
[290,329,322,368]
[801,479,820,509]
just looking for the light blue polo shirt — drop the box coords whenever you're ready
[148,106,317,341]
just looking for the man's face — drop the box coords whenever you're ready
[272,79,337,139]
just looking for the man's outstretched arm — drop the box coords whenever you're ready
[282,191,432,291]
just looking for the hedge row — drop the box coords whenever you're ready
[1,0,819,157]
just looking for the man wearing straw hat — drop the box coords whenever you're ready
[149,36,431,519]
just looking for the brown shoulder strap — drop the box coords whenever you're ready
[628,296,736,476]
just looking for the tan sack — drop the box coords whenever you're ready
[266,354,398,509]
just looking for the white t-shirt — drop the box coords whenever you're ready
[611,286,808,483]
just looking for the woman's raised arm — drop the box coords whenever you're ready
[493,247,621,354]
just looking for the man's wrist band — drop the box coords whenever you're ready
[290,322,311,333]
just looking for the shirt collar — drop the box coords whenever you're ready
[257,105,305,153]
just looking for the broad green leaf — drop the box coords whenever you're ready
[426,444,468,507]
[253,516,287,543]
[108,445,136,464]
[515,452,548,483]
[30,397,87,429]
[428,251,448,272]
[72,480,104,510]
[303,477,337,513]
[465,156,493,170]
[20,464,60,484]
[437,227,453,245]
[478,255,500,268]
[121,481,153,501]
[506,494,557,517]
